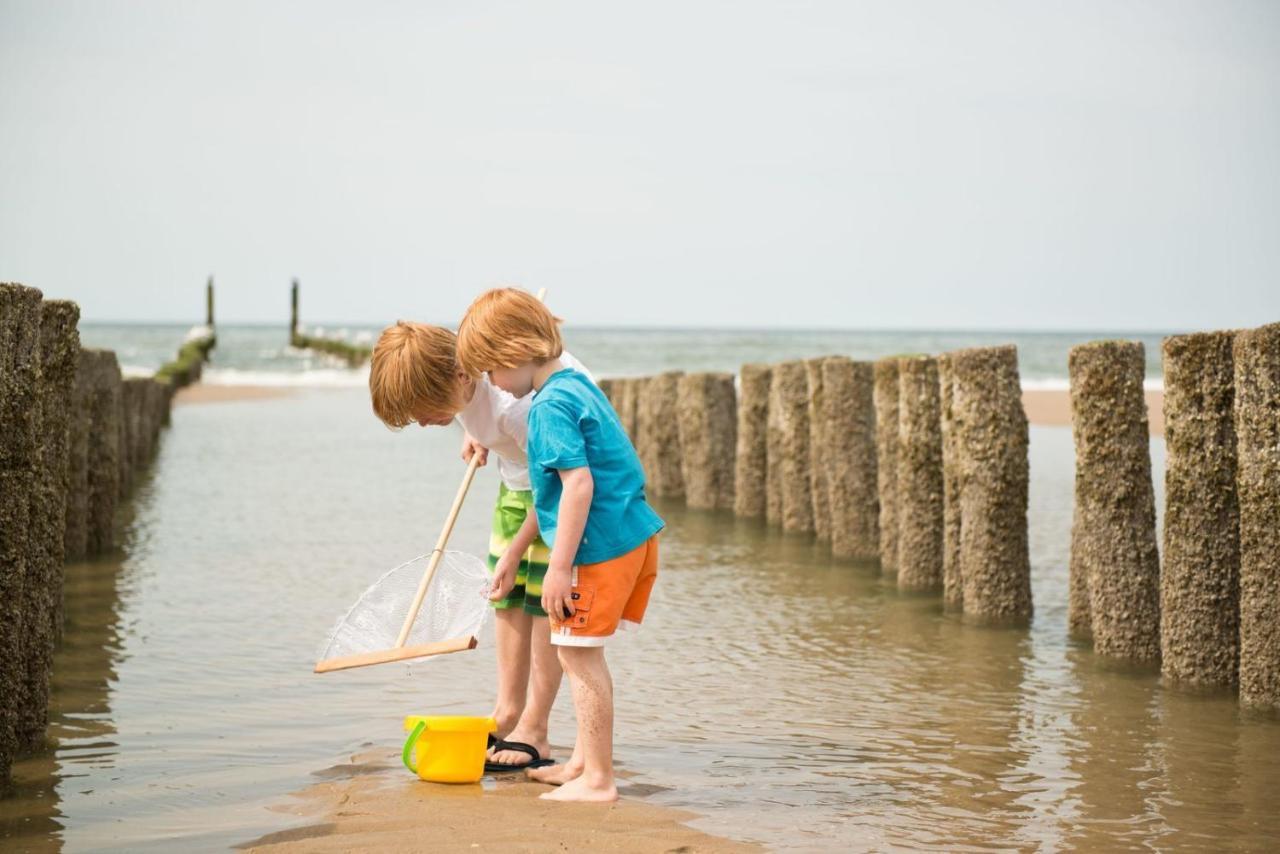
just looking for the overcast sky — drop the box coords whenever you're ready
[2,1,1277,330]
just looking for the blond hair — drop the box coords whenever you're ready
[456,288,564,375]
[369,321,466,428]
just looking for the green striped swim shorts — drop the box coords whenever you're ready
[488,483,552,617]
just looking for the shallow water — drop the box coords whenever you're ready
[2,388,1277,852]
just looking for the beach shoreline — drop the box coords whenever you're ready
[173,384,298,405]
[241,749,758,853]
[172,382,1166,437]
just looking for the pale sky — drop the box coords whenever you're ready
[2,1,1277,330]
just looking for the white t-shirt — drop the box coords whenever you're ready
[456,351,592,491]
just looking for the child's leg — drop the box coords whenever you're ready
[540,646,617,802]
[487,485,534,737]
[490,615,562,765]
[490,607,531,736]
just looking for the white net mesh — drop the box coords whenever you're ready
[316,550,491,663]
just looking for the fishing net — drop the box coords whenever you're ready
[316,550,491,665]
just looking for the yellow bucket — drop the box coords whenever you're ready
[402,715,497,784]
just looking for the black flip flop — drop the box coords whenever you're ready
[484,739,554,773]
[487,733,497,750]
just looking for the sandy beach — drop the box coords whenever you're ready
[243,750,756,853]
[170,382,1166,436]
[173,384,297,405]
[1022,388,1164,436]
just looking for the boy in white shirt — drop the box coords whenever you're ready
[370,320,590,772]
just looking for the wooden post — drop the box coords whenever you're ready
[0,282,43,784]
[806,358,832,542]
[1234,322,1280,710]
[733,364,771,519]
[676,373,737,511]
[938,353,964,610]
[873,358,900,574]
[1161,332,1239,688]
[21,300,80,749]
[953,345,1032,624]
[84,349,123,556]
[636,372,684,499]
[206,276,215,327]
[290,278,300,340]
[1068,341,1159,658]
[896,356,944,592]
[822,357,879,561]
[770,361,813,533]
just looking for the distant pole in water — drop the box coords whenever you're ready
[952,345,1032,624]
[873,357,901,575]
[771,360,813,534]
[938,353,964,611]
[821,357,879,561]
[1234,322,1280,711]
[1161,332,1240,688]
[206,276,215,327]
[290,278,300,340]
[896,356,944,593]
[0,282,44,785]
[733,364,772,520]
[1067,341,1158,659]
[676,372,737,511]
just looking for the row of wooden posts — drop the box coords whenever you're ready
[0,281,215,790]
[598,321,1280,711]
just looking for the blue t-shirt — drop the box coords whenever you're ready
[527,368,665,565]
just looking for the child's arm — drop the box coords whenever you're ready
[489,512,540,601]
[540,466,594,620]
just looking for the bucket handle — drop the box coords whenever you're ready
[402,719,427,772]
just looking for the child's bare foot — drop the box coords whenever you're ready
[539,771,617,802]
[526,759,581,785]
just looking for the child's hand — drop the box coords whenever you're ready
[489,550,519,601]
[541,564,575,620]
[461,433,489,467]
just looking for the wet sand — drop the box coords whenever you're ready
[1022,388,1164,436]
[173,384,296,405]
[243,750,757,853]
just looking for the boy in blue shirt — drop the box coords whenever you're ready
[457,288,664,803]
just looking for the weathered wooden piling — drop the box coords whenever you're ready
[896,356,944,592]
[805,359,832,542]
[290,278,300,339]
[21,300,80,749]
[597,377,616,406]
[952,345,1032,623]
[1160,332,1240,688]
[938,354,964,610]
[1234,322,1280,711]
[821,357,879,560]
[636,371,684,499]
[84,349,123,556]
[617,377,644,445]
[63,350,93,562]
[769,361,813,533]
[676,373,737,511]
[0,282,43,782]
[206,276,215,327]
[734,364,772,520]
[1068,341,1159,659]
[873,358,901,573]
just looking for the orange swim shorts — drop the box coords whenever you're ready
[549,535,659,647]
